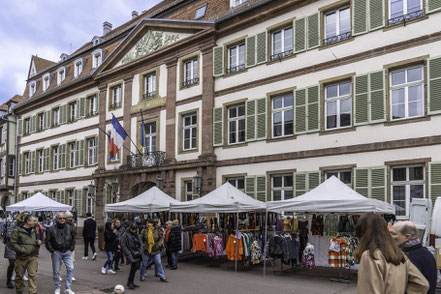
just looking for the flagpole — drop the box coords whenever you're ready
[111,114,143,156]
[96,126,137,156]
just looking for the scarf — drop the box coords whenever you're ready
[401,238,420,250]
[148,227,155,254]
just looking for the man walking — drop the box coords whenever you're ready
[113,219,123,271]
[120,223,143,290]
[82,212,97,260]
[64,211,76,281]
[46,212,75,294]
[140,219,167,283]
[10,214,41,294]
[391,221,438,294]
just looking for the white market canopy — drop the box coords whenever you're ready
[6,192,72,212]
[170,182,266,213]
[105,186,180,213]
[267,176,395,214]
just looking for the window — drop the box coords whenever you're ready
[50,190,56,200]
[143,72,156,98]
[271,26,293,61]
[144,122,157,153]
[182,113,197,151]
[29,81,36,97]
[390,65,424,120]
[271,175,293,201]
[228,104,245,144]
[67,190,74,207]
[391,165,425,217]
[0,159,3,177]
[325,81,352,129]
[53,107,60,126]
[183,58,199,87]
[74,59,83,77]
[24,118,30,135]
[184,180,193,201]
[324,7,351,45]
[230,0,247,8]
[24,152,30,174]
[38,150,43,173]
[53,146,59,170]
[87,190,94,214]
[69,142,76,168]
[110,85,122,109]
[325,170,352,186]
[92,49,102,68]
[195,4,207,19]
[227,178,245,191]
[227,43,245,74]
[57,67,65,85]
[43,74,50,91]
[0,126,3,144]
[69,102,77,122]
[87,137,96,165]
[9,158,14,177]
[38,113,44,131]
[87,95,97,116]
[388,0,423,25]
[272,94,293,137]
[22,192,28,200]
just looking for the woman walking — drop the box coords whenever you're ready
[355,214,429,294]
[167,220,182,270]
[120,223,142,290]
[101,222,116,274]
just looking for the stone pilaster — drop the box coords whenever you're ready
[98,84,107,170]
[122,76,133,165]
[165,59,177,162]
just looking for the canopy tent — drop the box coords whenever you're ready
[266,176,395,214]
[170,182,266,213]
[6,192,72,212]
[105,186,180,213]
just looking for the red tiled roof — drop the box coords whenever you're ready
[33,55,57,73]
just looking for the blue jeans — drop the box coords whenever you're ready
[51,251,74,290]
[103,251,113,270]
[170,251,178,267]
[140,253,165,279]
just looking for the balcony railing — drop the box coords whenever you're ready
[86,110,98,117]
[143,91,156,98]
[387,10,423,26]
[127,151,166,169]
[323,32,351,46]
[226,64,246,75]
[110,102,122,109]
[182,77,199,88]
[270,49,294,61]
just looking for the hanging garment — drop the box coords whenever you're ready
[225,234,244,261]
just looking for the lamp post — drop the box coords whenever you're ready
[87,182,96,215]
[193,173,202,195]
[156,177,164,191]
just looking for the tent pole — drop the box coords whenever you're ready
[235,208,239,273]
[263,209,268,278]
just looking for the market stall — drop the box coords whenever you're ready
[6,192,72,212]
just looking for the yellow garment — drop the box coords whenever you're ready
[147,227,155,254]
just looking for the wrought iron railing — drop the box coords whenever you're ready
[323,32,351,46]
[143,91,156,98]
[126,151,166,169]
[270,49,294,61]
[182,77,199,88]
[86,110,98,117]
[110,102,122,109]
[226,64,246,74]
[387,10,423,26]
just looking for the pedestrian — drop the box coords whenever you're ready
[46,212,76,294]
[140,219,167,282]
[3,213,17,289]
[102,221,117,275]
[82,212,97,260]
[113,219,123,271]
[391,221,438,294]
[64,211,77,281]
[119,218,130,265]
[120,223,142,290]
[10,213,41,294]
[164,220,172,268]
[355,214,429,294]
[167,219,182,270]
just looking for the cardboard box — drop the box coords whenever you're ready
[435,247,441,270]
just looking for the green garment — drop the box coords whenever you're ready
[10,226,39,259]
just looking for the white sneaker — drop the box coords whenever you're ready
[59,276,62,281]
[101,267,106,274]
[24,275,28,281]
[92,252,97,260]
[72,277,76,281]
[107,269,116,274]
[11,273,15,280]
[55,289,61,294]
[82,256,88,260]
[65,289,75,294]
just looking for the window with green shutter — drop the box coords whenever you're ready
[354,74,369,125]
[213,107,224,146]
[352,0,368,35]
[294,86,320,134]
[428,56,441,114]
[256,98,267,140]
[294,88,306,134]
[272,174,293,200]
[355,166,387,200]
[294,18,306,53]
[388,0,423,25]
[17,119,23,137]
[324,6,351,46]
[427,0,441,13]
[213,46,224,77]
[43,148,50,172]
[60,144,66,169]
[369,0,385,31]
[293,171,321,197]
[429,162,441,205]
[227,104,246,145]
[246,35,256,68]
[369,70,386,123]
[30,151,35,174]
[256,175,267,202]
[245,176,256,198]
[246,100,256,141]
[272,93,293,138]
[307,13,320,49]
[354,168,369,197]
[79,97,86,118]
[256,32,267,64]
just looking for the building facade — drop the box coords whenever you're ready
[14,0,441,226]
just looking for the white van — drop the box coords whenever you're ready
[430,197,441,247]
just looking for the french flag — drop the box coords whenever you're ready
[109,114,128,159]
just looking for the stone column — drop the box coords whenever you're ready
[165,58,177,163]
[94,177,105,249]
[98,84,107,170]
[122,76,133,165]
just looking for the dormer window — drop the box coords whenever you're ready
[230,0,247,8]
[29,81,36,97]
[74,59,83,78]
[60,53,69,62]
[43,73,50,91]
[92,36,101,46]
[57,67,66,85]
[92,49,102,68]
[195,4,207,19]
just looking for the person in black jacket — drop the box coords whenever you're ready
[120,223,142,290]
[46,212,75,294]
[82,212,96,260]
[166,220,182,270]
[391,221,437,294]
[112,219,123,271]
[101,222,117,275]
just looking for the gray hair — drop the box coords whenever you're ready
[400,221,419,240]
[64,211,73,218]
[55,212,64,218]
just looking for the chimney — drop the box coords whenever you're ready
[132,10,139,19]
[103,21,112,36]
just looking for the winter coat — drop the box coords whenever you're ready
[167,226,182,252]
[141,227,163,256]
[3,220,16,259]
[104,230,117,252]
[45,223,75,253]
[10,226,40,259]
[120,230,143,264]
[357,249,429,294]
[404,243,438,294]
[82,218,96,239]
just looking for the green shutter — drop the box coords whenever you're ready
[256,175,267,202]
[213,107,224,147]
[61,190,65,204]
[30,115,36,133]
[213,46,224,77]
[79,97,86,118]
[352,0,368,35]
[56,191,61,203]
[30,151,35,173]
[256,97,267,140]
[308,171,321,191]
[47,110,52,129]
[79,140,85,166]
[429,162,441,205]
[294,88,307,134]
[18,119,23,137]
[246,35,256,68]
[370,166,387,201]
[369,70,386,123]
[43,148,49,172]
[61,105,68,124]
[354,74,369,125]
[294,18,306,53]
[43,111,48,129]
[256,32,267,64]
[354,168,369,197]
[307,13,320,49]
[428,56,441,114]
[246,99,256,141]
[60,144,66,169]
[74,189,83,215]
[75,141,80,167]
[427,0,441,13]
[307,85,320,132]
[369,0,385,31]
[294,172,307,197]
[17,153,22,176]
[94,136,98,165]
[245,176,256,198]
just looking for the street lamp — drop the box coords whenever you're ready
[193,173,202,194]
[88,182,96,202]
[156,177,164,190]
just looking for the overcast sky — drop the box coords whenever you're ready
[0,0,162,104]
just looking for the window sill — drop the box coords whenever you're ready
[222,142,248,149]
[266,135,296,143]
[319,126,356,136]
[267,53,296,65]
[179,148,198,155]
[85,163,98,168]
[384,115,430,126]
[108,106,122,111]
[383,14,427,32]
[319,36,354,51]
[85,112,98,118]
[180,81,200,90]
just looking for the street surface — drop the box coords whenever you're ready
[0,242,359,294]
